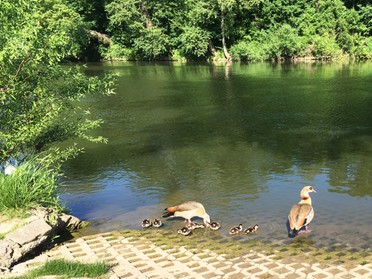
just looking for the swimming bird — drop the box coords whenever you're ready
[288,186,316,236]
[153,219,163,228]
[244,227,254,234]
[229,224,243,235]
[141,219,152,228]
[162,201,211,225]
[207,221,221,231]
[244,224,258,234]
[178,227,192,236]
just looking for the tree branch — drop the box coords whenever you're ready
[88,30,111,45]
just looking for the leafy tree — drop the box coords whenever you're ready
[178,26,211,58]
[0,0,115,166]
[67,0,372,60]
[105,0,176,60]
[133,27,170,59]
[66,0,108,32]
[358,4,372,36]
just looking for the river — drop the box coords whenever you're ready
[60,61,372,251]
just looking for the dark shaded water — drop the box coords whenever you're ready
[60,62,372,250]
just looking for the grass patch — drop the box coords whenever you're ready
[12,259,110,279]
[0,155,65,215]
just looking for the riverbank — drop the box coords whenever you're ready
[0,208,83,272]
[4,227,371,278]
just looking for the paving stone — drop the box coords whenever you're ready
[3,232,372,279]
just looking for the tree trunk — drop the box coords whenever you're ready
[221,14,231,61]
[208,40,217,57]
[137,3,153,28]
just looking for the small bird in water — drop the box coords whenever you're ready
[229,224,243,235]
[162,201,211,225]
[141,219,152,228]
[288,186,316,236]
[244,224,259,234]
[178,227,192,236]
[153,219,163,228]
[207,221,221,230]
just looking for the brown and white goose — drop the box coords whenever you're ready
[162,201,211,225]
[288,186,316,236]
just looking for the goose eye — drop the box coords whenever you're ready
[309,186,313,190]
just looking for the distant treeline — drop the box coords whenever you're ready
[71,0,371,61]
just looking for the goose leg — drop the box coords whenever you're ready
[298,226,312,234]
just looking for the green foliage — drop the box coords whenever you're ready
[102,43,135,60]
[4,0,372,62]
[231,25,305,60]
[13,259,110,279]
[133,27,170,59]
[0,153,67,212]
[358,4,372,36]
[178,26,211,58]
[0,0,116,215]
[356,36,372,59]
[310,34,343,57]
[66,0,108,32]
[88,0,372,60]
[230,40,267,61]
[265,24,305,58]
[0,0,115,163]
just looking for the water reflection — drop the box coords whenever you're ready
[60,62,372,249]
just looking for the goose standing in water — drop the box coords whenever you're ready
[162,201,211,225]
[288,186,316,236]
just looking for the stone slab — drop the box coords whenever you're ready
[6,219,51,246]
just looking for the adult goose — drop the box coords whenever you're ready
[288,186,316,236]
[162,201,211,225]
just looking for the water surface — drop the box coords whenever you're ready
[60,62,372,251]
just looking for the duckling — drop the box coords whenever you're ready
[229,224,243,235]
[141,219,152,228]
[186,222,205,230]
[207,221,221,231]
[244,227,254,234]
[153,219,163,228]
[178,227,192,236]
[244,224,259,234]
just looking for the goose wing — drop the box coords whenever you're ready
[163,201,203,217]
[289,203,313,230]
[174,201,203,211]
